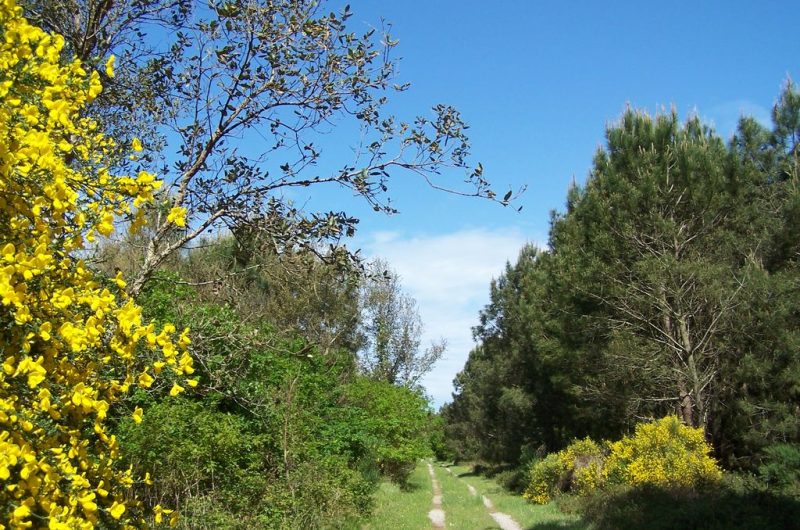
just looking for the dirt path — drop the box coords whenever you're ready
[426,463,445,529]
[444,464,523,530]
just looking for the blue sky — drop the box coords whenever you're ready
[287,1,798,407]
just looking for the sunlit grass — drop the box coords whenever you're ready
[435,463,498,528]
[361,461,590,530]
[445,464,590,530]
[360,463,432,530]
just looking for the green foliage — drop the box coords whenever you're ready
[491,468,529,494]
[427,413,454,462]
[758,444,800,497]
[343,378,433,486]
[579,483,800,530]
[445,80,800,477]
[113,257,445,526]
[116,274,379,528]
[137,271,196,324]
[117,398,272,525]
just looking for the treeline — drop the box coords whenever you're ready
[444,82,800,477]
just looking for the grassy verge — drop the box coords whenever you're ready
[445,463,589,530]
[360,463,432,530]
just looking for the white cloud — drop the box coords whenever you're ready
[360,227,535,408]
[703,99,771,139]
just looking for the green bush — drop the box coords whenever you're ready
[117,398,274,527]
[493,468,529,494]
[343,378,433,486]
[580,482,800,530]
[117,265,443,527]
[759,443,800,497]
[428,413,454,461]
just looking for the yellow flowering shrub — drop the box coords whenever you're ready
[524,419,722,505]
[524,437,605,504]
[524,452,568,504]
[0,1,193,528]
[604,416,722,488]
[565,437,606,496]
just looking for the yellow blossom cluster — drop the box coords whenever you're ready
[604,416,722,488]
[0,1,192,527]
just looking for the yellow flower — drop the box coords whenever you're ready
[166,206,188,228]
[109,501,125,519]
[39,321,52,341]
[169,383,185,396]
[131,137,143,152]
[105,54,116,77]
[138,370,154,388]
[1,242,14,261]
[132,407,143,424]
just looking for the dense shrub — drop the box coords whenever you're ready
[117,399,269,515]
[564,437,607,495]
[524,437,605,504]
[115,279,386,528]
[605,416,721,488]
[343,378,433,486]
[524,453,568,504]
[493,468,529,494]
[428,413,454,461]
[580,482,800,530]
[525,417,721,504]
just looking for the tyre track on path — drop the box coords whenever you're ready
[480,494,523,530]
[427,462,445,529]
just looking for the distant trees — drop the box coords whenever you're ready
[358,259,446,387]
[445,82,800,472]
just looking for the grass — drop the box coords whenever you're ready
[445,464,589,530]
[434,463,498,528]
[360,463,432,530]
[361,461,590,530]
